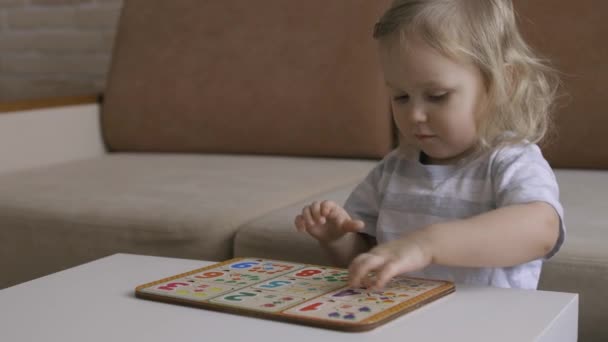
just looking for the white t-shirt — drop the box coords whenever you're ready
[344,143,565,289]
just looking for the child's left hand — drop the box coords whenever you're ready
[347,231,434,291]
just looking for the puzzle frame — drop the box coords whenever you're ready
[135,257,455,332]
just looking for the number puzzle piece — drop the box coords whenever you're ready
[184,258,303,288]
[388,276,443,293]
[284,299,382,323]
[188,269,263,287]
[210,289,308,313]
[246,261,299,275]
[225,259,304,276]
[286,267,349,283]
[252,276,346,298]
[323,286,417,308]
[142,280,235,301]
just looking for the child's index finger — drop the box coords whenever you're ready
[348,271,374,289]
[348,254,385,288]
[320,201,335,216]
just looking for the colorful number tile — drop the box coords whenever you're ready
[286,267,349,282]
[188,270,262,287]
[142,280,235,301]
[388,276,443,293]
[284,299,383,322]
[210,289,308,313]
[251,276,346,298]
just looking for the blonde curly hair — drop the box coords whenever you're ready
[373,0,560,149]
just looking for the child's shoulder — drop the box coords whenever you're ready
[487,141,550,173]
[489,141,544,162]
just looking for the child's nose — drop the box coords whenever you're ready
[407,105,427,123]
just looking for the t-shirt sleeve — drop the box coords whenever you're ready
[343,152,395,237]
[492,144,565,259]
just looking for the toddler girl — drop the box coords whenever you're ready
[294,0,564,290]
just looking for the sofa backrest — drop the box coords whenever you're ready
[101,0,394,158]
[103,1,607,167]
[515,0,608,169]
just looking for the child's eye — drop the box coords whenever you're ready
[392,95,409,103]
[426,93,448,103]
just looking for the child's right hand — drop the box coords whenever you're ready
[294,200,365,244]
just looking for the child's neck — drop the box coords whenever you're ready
[419,149,475,165]
[419,151,431,164]
[419,152,445,165]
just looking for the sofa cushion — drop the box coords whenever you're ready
[102,0,395,158]
[0,154,375,288]
[538,170,608,342]
[515,1,608,168]
[234,185,355,265]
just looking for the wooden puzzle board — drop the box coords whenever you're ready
[135,257,455,331]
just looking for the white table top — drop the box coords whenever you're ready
[0,253,578,341]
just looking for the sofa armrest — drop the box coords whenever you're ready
[0,95,106,174]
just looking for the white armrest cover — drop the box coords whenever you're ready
[0,104,106,174]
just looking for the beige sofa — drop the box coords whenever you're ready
[1,1,606,340]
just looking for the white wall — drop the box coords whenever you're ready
[0,103,106,174]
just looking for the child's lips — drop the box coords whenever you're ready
[415,134,436,140]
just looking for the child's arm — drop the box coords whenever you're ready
[319,232,376,268]
[348,201,560,289]
[424,201,559,267]
[294,200,375,267]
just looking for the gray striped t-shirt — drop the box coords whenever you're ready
[344,143,565,289]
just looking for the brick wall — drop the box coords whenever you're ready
[0,0,122,102]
